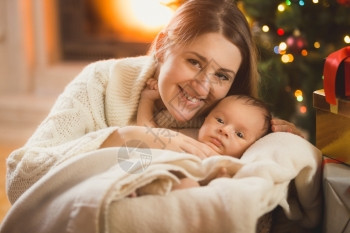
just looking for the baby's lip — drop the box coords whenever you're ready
[209,136,223,148]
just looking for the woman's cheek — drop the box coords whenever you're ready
[213,85,231,100]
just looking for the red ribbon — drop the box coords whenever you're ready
[323,46,350,105]
[345,57,350,96]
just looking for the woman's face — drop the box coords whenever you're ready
[156,32,242,122]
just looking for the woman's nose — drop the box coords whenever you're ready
[191,71,211,98]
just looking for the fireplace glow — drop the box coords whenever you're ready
[92,0,175,43]
[129,0,174,29]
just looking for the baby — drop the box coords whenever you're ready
[137,79,272,190]
[137,78,272,159]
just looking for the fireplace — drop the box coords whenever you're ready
[0,0,180,144]
[57,0,176,61]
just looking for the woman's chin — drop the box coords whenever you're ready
[172,110,197,123]
[166,102,208,123]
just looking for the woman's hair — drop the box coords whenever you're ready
[148,0,259,98]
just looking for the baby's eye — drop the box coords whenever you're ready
[187,59,202,69]
[216,117,224,124]
[235,131,244,139]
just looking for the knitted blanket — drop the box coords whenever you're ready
[0,132,322,233]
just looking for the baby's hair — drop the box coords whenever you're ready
[229,95,272,136]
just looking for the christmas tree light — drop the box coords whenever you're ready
[239,0,350,143]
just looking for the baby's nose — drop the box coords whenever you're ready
[219,126,231,137]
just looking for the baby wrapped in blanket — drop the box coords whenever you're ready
[137,80,273,191]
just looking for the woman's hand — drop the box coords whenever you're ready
[271,118,304,138]
[101,126,217,159]
[141,78,160,101]
[138,78,161,127]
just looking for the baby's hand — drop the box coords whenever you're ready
[141,78,160,101]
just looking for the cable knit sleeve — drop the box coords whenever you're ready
[6,59,120,204]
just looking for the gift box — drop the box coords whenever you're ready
[313,89,350,165]
[323,46,350,105]
[322,157,350,233]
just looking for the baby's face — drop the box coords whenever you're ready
[197,98,266,158]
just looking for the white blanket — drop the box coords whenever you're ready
[0,132,322,233]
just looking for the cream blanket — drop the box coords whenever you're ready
[0,132,322,233]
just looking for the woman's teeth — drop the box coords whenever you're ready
[182,89,200,103]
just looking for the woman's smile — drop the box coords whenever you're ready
[156,32,241,122]
[179,86,201,104]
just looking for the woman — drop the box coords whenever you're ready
[6,0,300,205]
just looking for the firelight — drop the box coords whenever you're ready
[129,0,174,29]
[92,0,175,42]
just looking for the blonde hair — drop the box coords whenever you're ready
[148,0,259,97]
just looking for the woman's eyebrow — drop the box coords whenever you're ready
[188,51,208,63]
[218,68,236,77]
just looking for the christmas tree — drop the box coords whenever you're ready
[237,0,350,143]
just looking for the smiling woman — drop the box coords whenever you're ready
[90,0,175,42]
[1,0,314,232]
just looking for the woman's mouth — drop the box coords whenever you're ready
[179,86,202,104]
[170,85,208,121]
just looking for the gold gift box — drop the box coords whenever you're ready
[313,89,350,165]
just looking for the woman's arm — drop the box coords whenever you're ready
[6,60,118,203]
[101,126,217,159]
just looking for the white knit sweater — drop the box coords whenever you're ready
[6,56,202,204]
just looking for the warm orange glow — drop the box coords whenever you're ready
[92,0,175,43]
[300,105,307,114]
[129,0,174,28]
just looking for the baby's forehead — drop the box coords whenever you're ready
[215,96,250,109]
[216,96,239,106]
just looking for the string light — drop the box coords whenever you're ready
[274,42,288,55]
[262,25,270,32]
[345,35,350,44]
[279,42,287,51]
[301,49,308,56]
[312,0,319,3]
[314,41,321,48]
[288,54,294,62]
[277,28,285,36]
[281,55,289,63]
[281,54,294,63]
[278,4,286,12]
[295,90,303,102]
[285,0,306,6]
[299,105,307,114]
[294,90,302,97]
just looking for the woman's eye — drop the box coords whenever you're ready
[216,117,224,124]
[215,72,229,81]
[187,59,202,69]
[235,131,244,139]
